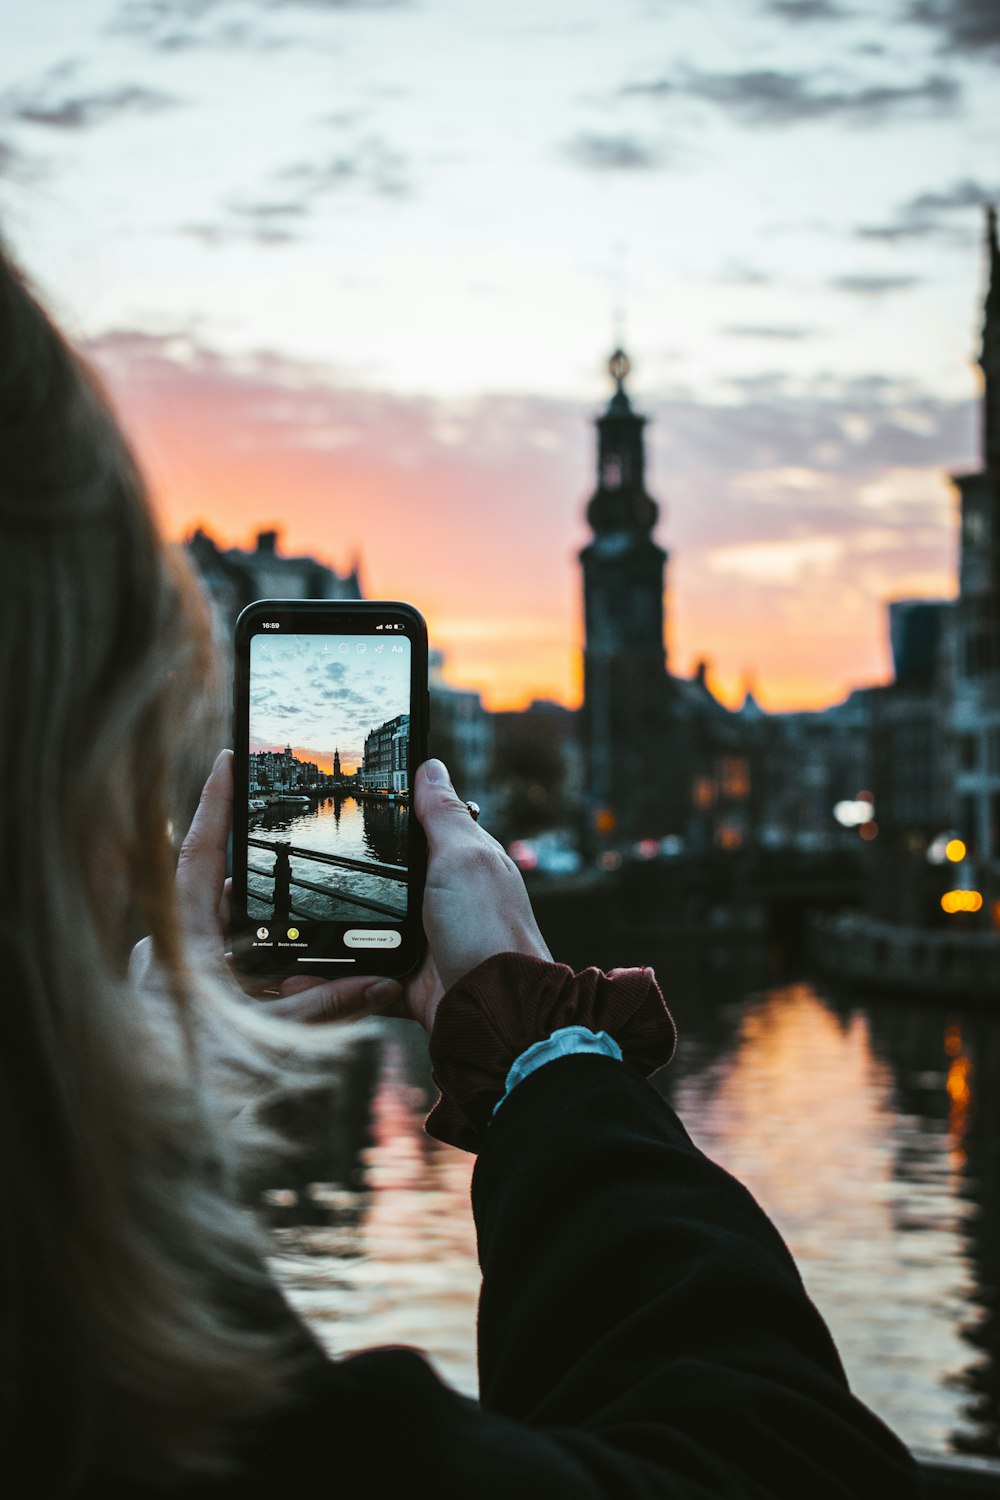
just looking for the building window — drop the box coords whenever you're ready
[961,794,977,853]
[989,727,1000,774]
[719,757,750,799]
[959,733,978,771]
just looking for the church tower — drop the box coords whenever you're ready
[333,748,342,780]
[579,350,670,843]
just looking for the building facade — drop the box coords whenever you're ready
[952,207,1000,892]
[362,713,410,793]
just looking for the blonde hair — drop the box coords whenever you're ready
[0,240,352,1489]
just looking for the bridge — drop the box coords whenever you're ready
[248,837,407,922]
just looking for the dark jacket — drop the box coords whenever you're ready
[145,1050,918,1498]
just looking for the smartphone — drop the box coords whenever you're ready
[231,600,428,980]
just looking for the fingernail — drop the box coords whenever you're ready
[423,758,451,786]
[365,979,401,1004]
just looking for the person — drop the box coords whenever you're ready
[0,236,920,1498]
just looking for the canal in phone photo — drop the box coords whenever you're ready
[247,794,409,923]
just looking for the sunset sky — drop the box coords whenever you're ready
[2,0,998,709]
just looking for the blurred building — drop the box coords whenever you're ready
[579,350,671,844]
[427,649,493,807]
[952,207,1000,893]
[578,352,761,853]
[186,527,362,638]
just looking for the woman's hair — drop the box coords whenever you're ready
[0,240,346,1490]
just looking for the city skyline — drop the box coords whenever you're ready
[2,2,998,708]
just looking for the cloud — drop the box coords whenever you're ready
[906,0,1000,59]
[722,323,819,339]
[109,0,406,50]
[562,132,667,172]
[275,135,410,199]
[623,65,960,126]
[6,83,180,130]
[857,176,997,240]
[763,0,853,20]
[181,133,410,245]
[717,260,774,286]
[830,272,922,295]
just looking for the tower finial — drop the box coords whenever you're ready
[608,347,630,392]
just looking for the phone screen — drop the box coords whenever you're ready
[231,601,428,979]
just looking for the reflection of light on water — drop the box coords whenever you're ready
[943,1021,972,1172]
[672,984,979,1453]
[271,1038,479,1396]
[270,987,990,1452]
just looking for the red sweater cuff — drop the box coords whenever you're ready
[425,952,676,1153]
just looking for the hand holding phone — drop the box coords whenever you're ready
[231,601,428,981]
[269,757,553,1033]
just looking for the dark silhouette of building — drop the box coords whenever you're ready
[579,350,670,844]
[578,352,756,854]
[187,528,362,639]
[333,748,342,781]
[953,206,1000,889]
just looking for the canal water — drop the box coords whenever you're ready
[247,795,409,922]
[266,971,1000,1459]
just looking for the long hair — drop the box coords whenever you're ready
[0,241,348,1490]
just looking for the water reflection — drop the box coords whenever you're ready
[248,794,410,921]
[266,977,1000,1456]
[267,1026,478,1397]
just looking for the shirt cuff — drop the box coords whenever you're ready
[425,952,676,1153]
[493,1026,624,1116]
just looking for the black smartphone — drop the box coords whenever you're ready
[231,599,428,980]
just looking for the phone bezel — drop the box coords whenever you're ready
[231,599,428,980]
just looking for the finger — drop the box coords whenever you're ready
[414,759,491,858]
[261,974,402,1025]
[176,749,234,942]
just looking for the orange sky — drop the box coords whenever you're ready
[90,332,964,714]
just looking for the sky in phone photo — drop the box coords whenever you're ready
[1,0,998,708]
[249,632,410,772]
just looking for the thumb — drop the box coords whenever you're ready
[413,759,478,856]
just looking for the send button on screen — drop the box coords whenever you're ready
[345,930,402,948]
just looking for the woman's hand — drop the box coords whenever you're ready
[129,749,404,1022]
[131,750,551,1038]
[400,760,552,1033]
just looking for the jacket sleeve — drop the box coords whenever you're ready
[468,1051,920,1499]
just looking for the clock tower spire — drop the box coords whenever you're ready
[579,350,670,843]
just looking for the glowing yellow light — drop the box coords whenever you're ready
[594,808,616,834]
[942,889,984,913]
[945,838,967,862]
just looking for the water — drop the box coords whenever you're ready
[248,795,409,922]
[267,975,1000,1456]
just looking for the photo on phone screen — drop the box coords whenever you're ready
[231,602,428,978]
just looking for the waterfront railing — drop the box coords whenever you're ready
[248,837,407,921]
